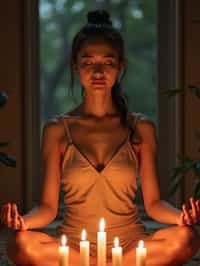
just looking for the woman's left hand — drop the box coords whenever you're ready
[178,197,200,226]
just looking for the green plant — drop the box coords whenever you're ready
[165,85,200,199]
[0,91,16,167]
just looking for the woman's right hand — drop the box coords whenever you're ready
[0,203,27,230]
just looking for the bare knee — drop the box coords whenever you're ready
[7,231,36,263]
[170,226,197,261]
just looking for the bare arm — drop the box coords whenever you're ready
[22,121,62,229]
[138,119,181,224]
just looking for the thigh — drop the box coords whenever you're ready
[7,230,80,266]
[150,224,197,242]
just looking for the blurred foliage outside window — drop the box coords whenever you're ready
[39,0,158,130]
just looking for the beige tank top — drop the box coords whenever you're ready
[57,113,147,258]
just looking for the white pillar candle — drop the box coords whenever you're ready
[112,237,122,266]
[59,235,69,266]
[136,240,147,266]
[80,229,90,266]
[97,218,106,266]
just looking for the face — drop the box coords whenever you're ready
[74,40,123,95]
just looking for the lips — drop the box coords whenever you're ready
[91,80,105,85]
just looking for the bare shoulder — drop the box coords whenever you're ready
[129,112,157,144]
[42,115,65,140]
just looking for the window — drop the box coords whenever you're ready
[39,1,158,126]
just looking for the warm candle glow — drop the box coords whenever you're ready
[112,237,122,266]
[80,229,90,266]
[61,235,67,246]
[114,237,119,248]
[136,240,147,266]
[59,235,69,266]
[99,218,105,232]
[81,229,87,241]
[138,240,144,248]
[98,218,106,266]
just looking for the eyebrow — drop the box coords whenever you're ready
[80,53,115,58]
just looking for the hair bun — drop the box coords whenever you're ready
[87,10,112,26]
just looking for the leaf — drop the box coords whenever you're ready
[0,91,8,107]
[0,142,9,147]
[176,155,196,171]
[194,181,200,199]
[169,173,184,195]
[162,88,184,97]
[169,157,197,196]
[188,85,200,99]
[0,152,16,167]
[194,161,200,177]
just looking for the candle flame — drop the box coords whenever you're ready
[82,229,87,241]
[138,240,144,248]
[114,237,119,248]
[99,218,105,232]
[61,235,67,246]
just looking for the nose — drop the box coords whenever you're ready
[92,64,104,78]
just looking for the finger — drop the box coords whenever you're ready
[182,204,192,225]
[13,204,19,230]
[196,200,200,213]
[189,197,198,222]
[195,200,200,221]
[179,212,185,226]
[19,216,26,231]
[6,203,12,227]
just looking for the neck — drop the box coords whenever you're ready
[80,93,118,118]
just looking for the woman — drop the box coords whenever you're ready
[1,10,200,266]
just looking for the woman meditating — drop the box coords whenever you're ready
[1,10,200,266]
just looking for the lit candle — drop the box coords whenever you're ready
[112,237,122,266]
[59,235,69,266]
[97,218,106,266]
[136,240,147,266]
[80,229,90,266]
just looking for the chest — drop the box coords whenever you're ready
[64,119,133,171]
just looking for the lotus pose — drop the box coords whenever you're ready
[1,9,200,266]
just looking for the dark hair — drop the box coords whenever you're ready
[69,10,128,126]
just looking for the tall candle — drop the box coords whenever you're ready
[97,218,106,266]
[59,235,69,266]
[136,240,147,266]
[112,237,122,266]
[80,229,90,266]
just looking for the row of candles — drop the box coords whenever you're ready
[59,218,147,266]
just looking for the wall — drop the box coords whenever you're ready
[0,1,25,211]
[183,0,200,201]
[0,1,40,213]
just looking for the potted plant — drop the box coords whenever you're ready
[166,86,200,199]
[0,91,16,167]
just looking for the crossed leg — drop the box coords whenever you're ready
[6,230,84,266]
[6,225,200,266]
[123,225,200,266]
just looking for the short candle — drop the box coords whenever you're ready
[59,235,69,266]
[112,237,122,266]
[80,229,90,266]
[136,240,147,266]
[97,218,106,266]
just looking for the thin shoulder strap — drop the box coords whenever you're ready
[128,113,141,144]
[62,117,73,144]
[132,113,141,131]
